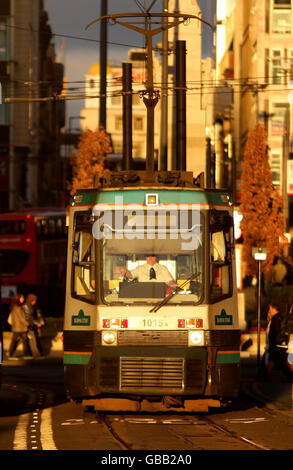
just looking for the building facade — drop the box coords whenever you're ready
[216,0,293,219]
[80,49,161,165]
[0,0,64,211]
[167,0,207,178]
[81,0,208,178]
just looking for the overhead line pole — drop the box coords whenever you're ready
[160,0,168,171]
[86,12,214,174]
[99,0,107,129]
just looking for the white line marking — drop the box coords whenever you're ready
[40,408,57,450]
[13,413,30,450]
[61,418,84,426]
[225,417,268,424]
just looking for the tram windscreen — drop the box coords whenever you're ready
[100,210,203,305]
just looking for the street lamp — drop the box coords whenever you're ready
[252,247,268,365]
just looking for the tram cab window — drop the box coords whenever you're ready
[210,211,233,301]
[102,236,203,305]
[72,213,95,303]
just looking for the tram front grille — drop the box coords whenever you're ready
[120,357,184,391]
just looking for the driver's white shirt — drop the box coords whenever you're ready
[130,262,173,283]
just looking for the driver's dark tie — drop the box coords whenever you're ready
[149,267,156,280]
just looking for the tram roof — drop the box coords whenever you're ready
[71,187,232,208]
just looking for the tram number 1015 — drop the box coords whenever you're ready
[142,318,169,328]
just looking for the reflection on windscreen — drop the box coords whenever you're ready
[103,236,202,304]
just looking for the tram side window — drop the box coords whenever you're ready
[210,229,232,301]
[72,229,95,303]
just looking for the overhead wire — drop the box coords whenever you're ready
[4,22,141,49]
[4,83,293,104]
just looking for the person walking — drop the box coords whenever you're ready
[23,294,43,358]
[8,293,30,359]
[257,303,292,382]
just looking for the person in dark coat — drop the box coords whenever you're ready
[23,294,44,357]
[257,303,292,381]
[8,293,30,358]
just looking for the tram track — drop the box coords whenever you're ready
[98,413,134,450]
[94,410,271,450]
[200,414,270,450]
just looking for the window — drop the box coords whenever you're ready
[133,143,143,158]
[115,116,123,131]
[272,50,283,84]
[113,142,123,154]
[271,102,288,135]
[274,0,291,5]
[209,210,233,301]
[0,250,30,278]
[72,212,95,303]
[271,152,281,185]
[0,220,26,235]
[272,0,292,34]
[134,116,143,131]
[289,50,293,80]
[112,95,121,105]
[101,209,203,305]
[0,17,10,61]
[0,82,9,125]
[48,218,56,236]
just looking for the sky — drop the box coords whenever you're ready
[44,0,216,127]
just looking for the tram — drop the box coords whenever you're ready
[63,170,240,411]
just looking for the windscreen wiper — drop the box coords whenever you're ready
[149,272,201,313]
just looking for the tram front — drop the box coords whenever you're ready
[63,189,240,411]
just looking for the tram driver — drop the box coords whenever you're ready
[119,254,177,288]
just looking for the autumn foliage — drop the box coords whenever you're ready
[240,124,285,276]
[69,128,112,196]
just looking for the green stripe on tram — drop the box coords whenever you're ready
[216,352,240,364]
[63,353,91,365]
[72,189,230,206]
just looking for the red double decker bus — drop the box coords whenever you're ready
[0,208,67,320]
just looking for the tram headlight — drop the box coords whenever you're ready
[188,330,204,346]
[102,331,117,346]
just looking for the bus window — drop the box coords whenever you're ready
[48,218,56,236]
[0,250,30,278]
[56,218,63,234]
[72,227,95,304]
[41,219,48,237]
[36,219,42,237]
[0,220,26,234]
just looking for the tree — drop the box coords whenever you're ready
[69,128,112,196]
[240,124,285,276]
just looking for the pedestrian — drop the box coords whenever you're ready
[8,293,30,359]
[23,294,43,357]
[257,303,292,382]
[272,257,287,286]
